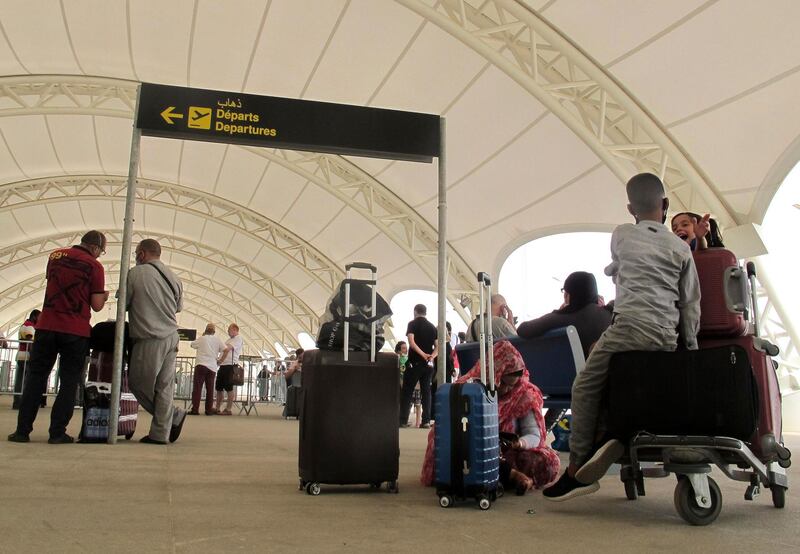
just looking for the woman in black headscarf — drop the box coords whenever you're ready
[516,271,612,359]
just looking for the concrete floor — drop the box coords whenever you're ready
[0,395,797,553]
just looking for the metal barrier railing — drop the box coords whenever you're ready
[173,355,289,413]
[2,343,290,413]
[0,340,59,402]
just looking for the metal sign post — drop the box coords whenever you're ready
[108,86,142,444]
[437,118,447,387]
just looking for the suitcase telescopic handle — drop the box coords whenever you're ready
[344,261,378,362]
[745,261,760,335]
[476,271,495,394]
[346,262,377,273]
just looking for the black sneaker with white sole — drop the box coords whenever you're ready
[542,472,600,502]
[574,439,625,484]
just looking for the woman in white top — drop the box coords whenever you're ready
[215,323,244,416]
[189,323,226,415]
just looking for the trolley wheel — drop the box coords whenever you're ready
[306,482,321,496]
[623,479,638,501]
[124,433,133,441]
[477,496,491,511]
[369,482,382,489]
[387,481,399,494]
[439,495,452,508]
[771,485,786,509]
[496,483,505,499]
[673,476,721,526]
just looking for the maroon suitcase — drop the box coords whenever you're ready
[693,248,748,338]
[86,351,139,440]
[699,336,784,462]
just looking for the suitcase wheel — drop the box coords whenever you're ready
[495,483,504,499]
[438,495,453,508]
[124,433,133,441]
[369,482,382,489]
[771,485,786,509]
[298,479,306,491]
[387,481,399,494]
[673,476,721,526]
[477,496,491,510]
[305,482,321,496]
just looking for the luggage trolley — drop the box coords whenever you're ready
[611,259,791,525]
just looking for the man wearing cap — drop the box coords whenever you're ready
[8,231,109,444]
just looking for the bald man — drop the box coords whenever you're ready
[127,239,185,445]
[465,294,517,342]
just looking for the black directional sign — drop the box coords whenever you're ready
[136,83,440,162]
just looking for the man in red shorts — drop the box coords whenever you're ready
[8,231,109,444]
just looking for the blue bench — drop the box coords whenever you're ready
[454,326,585,417]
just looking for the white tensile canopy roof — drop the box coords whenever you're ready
[1,0,799,359]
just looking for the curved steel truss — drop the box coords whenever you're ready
[0,230,320,337]
[0,75,479,320]
[0,253,301,350]
[397,0,735,223]
[0,175,343,292]
[0,267,292,353]
[753,275,800,395]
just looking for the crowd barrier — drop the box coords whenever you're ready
[1,342,288,412]
[0,340,58,401]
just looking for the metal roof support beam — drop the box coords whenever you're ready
[0,269,290,352]
[0,175,343,291]
[0,230,320,336]
[397,0,737,225]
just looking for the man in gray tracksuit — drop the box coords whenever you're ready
[126,239,186,445]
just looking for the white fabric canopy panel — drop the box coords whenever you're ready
[0,0,798,366]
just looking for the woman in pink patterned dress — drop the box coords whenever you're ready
[420,340,560,494]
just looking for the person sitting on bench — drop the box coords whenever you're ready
[465,294,517,342]
[543,172,701,502]
[517,271,611,360]
[517,271,612,429]
[420,340,560,493]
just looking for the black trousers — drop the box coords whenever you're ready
[400,360,433,425]
[16,330,88,438]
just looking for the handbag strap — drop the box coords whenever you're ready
[146,262,179,306]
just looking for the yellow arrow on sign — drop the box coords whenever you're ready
[160,106,184,125]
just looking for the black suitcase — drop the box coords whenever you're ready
[607,345,757,441]
[298,263,400,495]
[283,385,301,419]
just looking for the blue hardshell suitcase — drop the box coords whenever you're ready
[434,271,500,510]
[434,382,500,506]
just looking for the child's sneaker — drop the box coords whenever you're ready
[574,439,625,484]
[542,472,599,502]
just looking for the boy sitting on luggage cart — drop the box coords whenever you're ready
[543,172,701,502]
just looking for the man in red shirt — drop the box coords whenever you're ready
[8,231,109,444]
